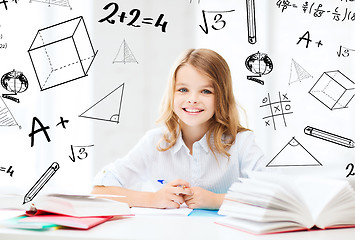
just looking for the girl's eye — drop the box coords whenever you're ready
[178,88,188,93]
[202,89,212,94]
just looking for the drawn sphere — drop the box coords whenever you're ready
[1,69,28,94]
[245,52,273,76]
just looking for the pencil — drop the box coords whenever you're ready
[246,0,257,44]
[304,126,355,148]
[23,162,60,204]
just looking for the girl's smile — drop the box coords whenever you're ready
[173,64,215,133]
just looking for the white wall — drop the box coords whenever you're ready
[0,0,354,195]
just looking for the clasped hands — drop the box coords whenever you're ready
[151,179,224,210]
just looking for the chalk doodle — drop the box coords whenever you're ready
[1,69,28,103]
[199,9,235,34]
[259,92,293,130]
[0,165,14,177]
[98,2,168,33]
[266,137,322,167]
[289,59,312,85]
[23,162,60,204]
[0,0,18,11]
[79,83,125,124]
[28,16,97,91]
[245,51,273,85]
[276,1,355,22]
[337,45,355,57]
[29,0,72,9]
[296,31,323,48]
[304,126,355,148]
[346,163,355,178]
[69,144,94,162]
[28,116,69,147]
[246,0,257,44]
[0,97,19,127]
[0,25,7,50]
[309,70,355,110]
[113,39,138,64]
[189,0,200,3]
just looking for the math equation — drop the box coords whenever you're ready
[98,2,168,33]
[276,1,355,22]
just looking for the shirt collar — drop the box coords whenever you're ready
[172,131,210,154]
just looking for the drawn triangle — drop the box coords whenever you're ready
[113,40,138,64]
[266,137,322,167]
[79,83,124,123]
[289,59,312,85]
[0,97,18,127]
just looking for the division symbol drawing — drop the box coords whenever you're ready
[289,59,312,85]
[79,83,125,123]
[309,70,355,110]
[0,97,19,127]
[30,0,72,9]
[266,137,322,167]
[28,16,98,91]
[113,39,138,64]
[260,92,293,130]
[1,69,29,103]
[245,51,273,85]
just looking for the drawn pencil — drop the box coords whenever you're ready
[23,162,60,204]
[304,126,355,148]
[246,0,256,44]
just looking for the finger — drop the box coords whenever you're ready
[170,194,185,205]
[173,187,193,196]
[169,179,191,188]
[183,194,193,201]
[166,201,181,209]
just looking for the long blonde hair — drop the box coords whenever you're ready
[157,48,248,158]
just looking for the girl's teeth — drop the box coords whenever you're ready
[185,108,201,113]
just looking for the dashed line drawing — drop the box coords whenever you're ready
[29,0,72,9]
[304,126,355,148]
[79,83,125,124]
[289,59,312,85]
[113,39,138,64]
[246,0,256,44]
[0,97,20,127]
[266,137,322,167]
[28,16,98,91]
[245,51,273,85]
[309,70,355,110]
[259,92,293,130]
[1,69,28,103]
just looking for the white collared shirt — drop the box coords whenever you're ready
[93,127,266,193]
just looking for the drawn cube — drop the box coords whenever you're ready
[28,16,97,91]
[309,70,355,110]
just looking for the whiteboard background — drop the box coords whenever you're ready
[0,0,354,194]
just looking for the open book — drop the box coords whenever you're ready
[217,172,355,234]
[0,193,132,217]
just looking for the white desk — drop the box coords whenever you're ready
[1,215,355,240]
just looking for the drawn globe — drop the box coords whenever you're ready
[1,69,28,94]
[245,52,273,76]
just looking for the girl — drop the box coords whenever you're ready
[92,48,266,209]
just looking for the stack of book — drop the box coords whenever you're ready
[217,172,355,234]
[0,193,132,230]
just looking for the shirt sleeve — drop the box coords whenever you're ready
[92,130,157,189]
[237,131,267,178]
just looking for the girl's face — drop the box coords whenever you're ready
[173,64,215,132]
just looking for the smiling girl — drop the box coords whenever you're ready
[92,48,266,209]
